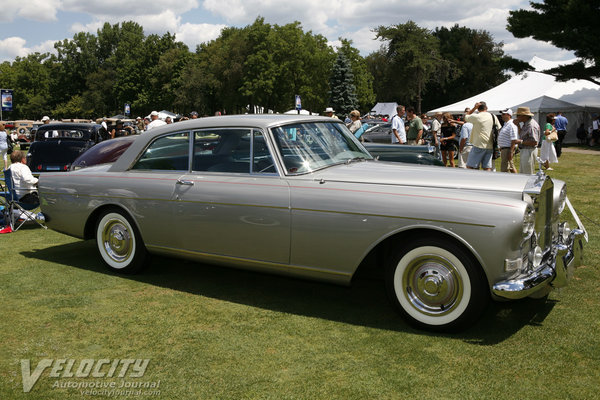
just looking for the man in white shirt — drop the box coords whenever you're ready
[391,105,406,144]
[146,111,167,131]
[497,109,519,173]
[430,112,442,146]
[9,150,39,203]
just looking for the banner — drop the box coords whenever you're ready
[1,89,14,112]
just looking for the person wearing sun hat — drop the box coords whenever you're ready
[515,106,540,174]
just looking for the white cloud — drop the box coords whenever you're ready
[62,0,199,16]
[0,0,575,64]
[176,23,227,50]
[0,0,60,22]
[0,37,58,62]
[0,37,29,60]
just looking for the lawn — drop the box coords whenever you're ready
[1,149,599,399]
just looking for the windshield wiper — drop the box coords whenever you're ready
[345,156,369,164]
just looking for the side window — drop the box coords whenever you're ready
[192,129,275,174]
[252,131,276,173]
[132,132,189,171]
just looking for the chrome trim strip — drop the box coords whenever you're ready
[146,244,352,278]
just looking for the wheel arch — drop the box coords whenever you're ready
[83,203,142,242]
[352,226,488,284]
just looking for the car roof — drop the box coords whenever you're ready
[109,114,345,172]
[36,122,102,131]
[143,114,341,136]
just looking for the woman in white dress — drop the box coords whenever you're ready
[541,113,559,170]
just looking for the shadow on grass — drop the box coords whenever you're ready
[23,240,557,345]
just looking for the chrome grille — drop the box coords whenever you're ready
[534,178,554,251]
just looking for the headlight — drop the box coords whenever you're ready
[530,246,543,269]
[557,185,567,214]
[523,204,536,238]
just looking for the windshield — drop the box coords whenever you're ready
[271,121,372,174]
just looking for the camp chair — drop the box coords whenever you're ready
[0,169,47,231]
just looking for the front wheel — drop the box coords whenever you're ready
[96,209,147,273]
[385,237,488,332]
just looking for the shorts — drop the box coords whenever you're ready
[466,146,493,169]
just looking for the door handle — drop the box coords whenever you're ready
[176,179,194,186]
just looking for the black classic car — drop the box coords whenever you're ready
[26,123,110,173]
[354,120,443,166]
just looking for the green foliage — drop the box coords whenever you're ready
[329,52,358,117]
[507,0,600,84]
[422,25,515,111]
[338,39,376,113]
[373,21,451,113]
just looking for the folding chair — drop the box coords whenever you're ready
[0,169,47,231]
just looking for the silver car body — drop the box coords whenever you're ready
[38,115,586,329]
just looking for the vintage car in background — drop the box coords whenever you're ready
[38,115,586,331]
[355,120,443,165]
[10,120,36,150]
[26,122,109,173]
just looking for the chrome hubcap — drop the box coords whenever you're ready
[403,255,463,316]
[102,219,133,263]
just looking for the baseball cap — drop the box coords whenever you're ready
[501,108,513,116]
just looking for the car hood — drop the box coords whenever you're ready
[306,160,533,194]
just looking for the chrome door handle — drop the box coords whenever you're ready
[176,179,194,186]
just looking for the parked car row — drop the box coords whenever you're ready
[38,115,586,332]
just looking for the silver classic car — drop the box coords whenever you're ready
[38,115,586,331]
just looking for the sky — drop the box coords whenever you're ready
[0,0,575,64]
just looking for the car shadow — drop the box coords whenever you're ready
[22,240,557,344]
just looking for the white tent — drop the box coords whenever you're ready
[428,57,600,142]
[284,109,316,115]
[370,102,398,117]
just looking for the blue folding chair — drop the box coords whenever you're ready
[0,169,46,231]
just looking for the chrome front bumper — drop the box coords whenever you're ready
[492,227,585,299]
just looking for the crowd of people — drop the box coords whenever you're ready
[350,101,574,174]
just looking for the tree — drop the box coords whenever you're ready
[423,25,525,110]
[329,52,358,117]
[373,21,451,113]
[507,0,600,84]
[337,39,375,113]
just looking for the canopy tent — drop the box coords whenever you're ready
[511,96,600,143]
[428,57,600,143]
[370,102,398,117]
[283,109,317,115]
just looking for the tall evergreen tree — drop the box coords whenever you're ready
[329,52,358,117]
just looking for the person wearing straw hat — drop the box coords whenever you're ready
[515,106,540,174]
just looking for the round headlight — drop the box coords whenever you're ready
[523,205,536,238]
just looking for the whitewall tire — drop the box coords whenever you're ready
[386,237,488,332]
[96,210,147,273]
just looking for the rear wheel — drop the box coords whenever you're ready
[385,236,488,332]
[96,209,147,273]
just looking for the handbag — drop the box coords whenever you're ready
[6,137,13,154]
[547,128,558,142]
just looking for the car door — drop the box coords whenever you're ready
[124,130,192,250]
[173,128,291,264]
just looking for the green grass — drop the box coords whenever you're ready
[1,151,599,399]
